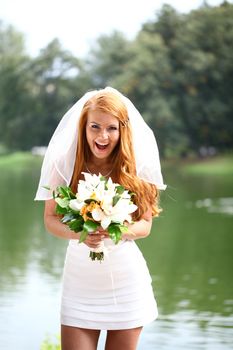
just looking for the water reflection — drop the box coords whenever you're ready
[0,165,66,293]
[0,158,233,349]
[143,312,233,350]
[137,166,233,348]
[190,197,233,215]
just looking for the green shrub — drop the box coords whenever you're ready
[40,335,61,350]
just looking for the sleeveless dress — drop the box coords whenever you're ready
[60,238,158,330]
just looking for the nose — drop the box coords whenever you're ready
[99,128,109,139]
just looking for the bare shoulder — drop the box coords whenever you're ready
[141,209,152,222]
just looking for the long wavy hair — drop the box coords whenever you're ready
[70,90,160,220]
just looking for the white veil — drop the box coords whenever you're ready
[35,87,166,200]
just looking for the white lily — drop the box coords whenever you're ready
[101,216,112,230]
[69,198,84,211]
[94,181,106,202]
[83,172,102,188]
[101,196,114,215]
[92,207,103,222]
[106,177,117,192]
[76,182,93,201]
[110,199,137,223]
[92,207,111,229]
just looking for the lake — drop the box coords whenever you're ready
[0,156,232,349]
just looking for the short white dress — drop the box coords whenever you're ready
[61,238,158,330]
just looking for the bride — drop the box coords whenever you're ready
[35,87,166,350]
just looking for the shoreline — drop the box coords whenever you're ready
[0,151,232,176]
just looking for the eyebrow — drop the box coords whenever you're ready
[89,121,119,127]
[90,121,100,125]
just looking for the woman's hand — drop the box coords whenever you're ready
[121,210,153,241]
[83,228,109,249]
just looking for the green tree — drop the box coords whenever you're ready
[145,2,233,155]
[0,21,32,150]
[111,29,183,156]
[171,2,233,153]
[0,28,92,150]
[1,2,233,155]
[87,31,132,88]
[28,38,84,147]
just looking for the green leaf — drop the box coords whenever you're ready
[112,195,120,206]
[68,217,84,232]
[119,225,128,233]
[108,223,119,233]
[79,230,88,243]
[55,197,69,208]
[107,224,122,244]
[100,175,107,182]
[56,205,68,215]
[68,189,77,199]
[55,186,76,200]
[116,185,125,194]
[61,212,76,223]
[83,220,99,232]
[57,186,72,198]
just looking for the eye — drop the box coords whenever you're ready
[108,126,118,131]
[91,124,99,129]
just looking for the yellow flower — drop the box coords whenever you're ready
[90,193,97,200]
[80,201,100,221]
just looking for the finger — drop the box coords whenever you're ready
[89,233,105,240]
[97,228,106,233]
[87,235,103,243]
[85,242,102,248]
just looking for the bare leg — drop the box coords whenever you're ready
[105,327,143,350]
[61,325,100,350]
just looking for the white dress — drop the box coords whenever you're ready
[60,238,158,330]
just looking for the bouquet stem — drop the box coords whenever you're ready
[89,251,104,261]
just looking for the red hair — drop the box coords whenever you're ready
[70,91,160,220]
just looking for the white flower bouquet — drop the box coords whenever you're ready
[52,172,137,261]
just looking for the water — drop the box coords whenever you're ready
[0,157,232,349]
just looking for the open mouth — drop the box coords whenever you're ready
[95,142,109,150]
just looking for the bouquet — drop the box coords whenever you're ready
[50,172,137,261]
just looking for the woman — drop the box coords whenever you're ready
[35,87,166,350]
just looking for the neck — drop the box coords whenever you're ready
[85,157,113,177]
[88,155,112,168]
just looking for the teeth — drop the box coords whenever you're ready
[96,142,108,146]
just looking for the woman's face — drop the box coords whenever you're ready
[86,110,120,161]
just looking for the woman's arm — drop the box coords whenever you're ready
[44,199,106,248]
[122,209,153,241]
[44,199,80,240]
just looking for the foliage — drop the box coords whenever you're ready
[86,30,133,87]
[0,2,233,157]
[0,21,33,150]
[40,335,60,350]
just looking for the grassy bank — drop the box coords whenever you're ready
[0,152,42,169]
[180,154,233,176]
